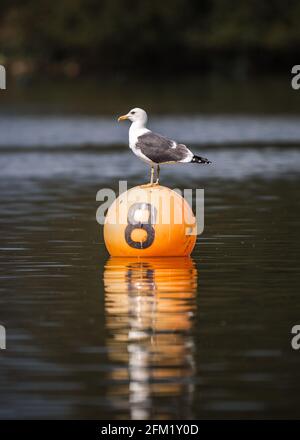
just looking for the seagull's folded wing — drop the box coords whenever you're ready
[136,132,192,163]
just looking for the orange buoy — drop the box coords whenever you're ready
[104,185,197,257]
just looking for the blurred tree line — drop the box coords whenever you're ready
[0,0,300,78]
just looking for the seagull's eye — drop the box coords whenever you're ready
[131,111,135,114]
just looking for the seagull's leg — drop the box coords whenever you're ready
[140,165,154,188]
[150,165,154,185]
[155,164,160,185]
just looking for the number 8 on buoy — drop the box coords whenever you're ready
[125,203,156,249]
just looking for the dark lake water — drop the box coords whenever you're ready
[0,104,300,419]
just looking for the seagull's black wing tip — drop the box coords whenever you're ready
[192,155,212,164]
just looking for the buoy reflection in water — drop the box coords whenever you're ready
[103,257,198,420]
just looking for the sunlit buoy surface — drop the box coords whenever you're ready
[104,185,197,257]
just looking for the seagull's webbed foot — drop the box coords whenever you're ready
[139,182,155,188]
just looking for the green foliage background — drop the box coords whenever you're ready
[1,0,300,76]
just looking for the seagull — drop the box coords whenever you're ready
[118,107,211,186]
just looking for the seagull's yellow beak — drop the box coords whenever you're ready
[118,114,128,122]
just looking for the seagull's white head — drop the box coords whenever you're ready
[118,107,148,126]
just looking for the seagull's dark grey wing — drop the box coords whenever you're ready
[136,132,192,163]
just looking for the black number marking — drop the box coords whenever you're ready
[125,203,156,249]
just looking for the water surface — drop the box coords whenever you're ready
[0,140,299,419]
